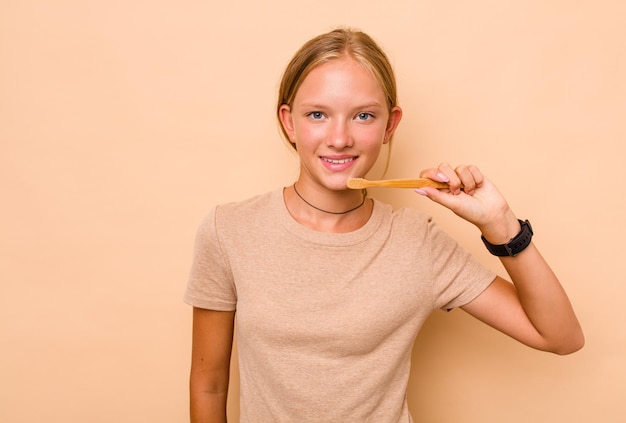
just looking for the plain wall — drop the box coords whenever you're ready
[1,1,624,422]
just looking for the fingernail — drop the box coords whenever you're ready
[437,172,449,182]
[414,189,427,196]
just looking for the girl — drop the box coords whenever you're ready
[185,28,583,423]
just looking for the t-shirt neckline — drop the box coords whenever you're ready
[272,188,389,247]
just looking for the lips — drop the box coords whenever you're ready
[319,155,358,172]
[321,157,355,164]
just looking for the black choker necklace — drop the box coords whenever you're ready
[293,183,366,215]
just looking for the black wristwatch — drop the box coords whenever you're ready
[481,219,533,257]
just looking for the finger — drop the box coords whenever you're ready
[419,167,451,186]
[462,165,485,195]
[455,164,476,195]
[438,162,462,194]
[467,165,484,187]
[414,185,461,211]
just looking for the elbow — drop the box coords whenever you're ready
[557,338,585,356]
[550,330,585,356]
[190,368,230,396]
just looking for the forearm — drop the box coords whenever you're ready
[502,243,583,352]
[189,308,235,423]
[190,372,229,423]
[418,165,583,353]
[481,213,584,354]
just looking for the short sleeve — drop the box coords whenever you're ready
[183,208,237,311]
[428,219,496,310]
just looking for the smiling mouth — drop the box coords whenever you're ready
[321,157,356,164]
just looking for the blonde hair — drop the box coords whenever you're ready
[277,28,399,151]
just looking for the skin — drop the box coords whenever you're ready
[190,308,234,423]
[417,165,584,354]
[278,57,402,233]
[189,55,584,422]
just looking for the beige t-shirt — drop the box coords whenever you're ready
[185,189,495,422]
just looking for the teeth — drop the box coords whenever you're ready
[322,157,354,164]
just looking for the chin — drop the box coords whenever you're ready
[319,177,352,192]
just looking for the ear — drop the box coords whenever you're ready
[383,106,403,144]
[278,104,296,142]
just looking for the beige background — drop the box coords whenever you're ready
[1,1,624,422]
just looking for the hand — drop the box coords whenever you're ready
[417,163,519,242]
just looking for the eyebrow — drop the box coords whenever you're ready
[298,101,384,109]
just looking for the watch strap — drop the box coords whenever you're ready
[481,219,533,257]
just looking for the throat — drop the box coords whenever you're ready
[284,185,373,233]
[293,183,366,215]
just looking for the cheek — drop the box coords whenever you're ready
[292,125,324,154]
[353,125,386,145]
[296,126,323,143]
[295,128,324,148]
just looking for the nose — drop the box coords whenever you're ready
[326,120,353,149]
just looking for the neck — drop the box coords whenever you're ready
[293,183,366,215]
[284,183,373,233]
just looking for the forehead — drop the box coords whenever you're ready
[294,57,385,104]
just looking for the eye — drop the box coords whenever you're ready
[356,112,374,121]
[308,111,325,120]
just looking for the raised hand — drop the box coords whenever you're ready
[416,163,519,243]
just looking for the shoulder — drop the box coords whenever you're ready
[215,190,276,216]
[200,189,282,234]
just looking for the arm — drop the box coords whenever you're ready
[418,163,584,355]
[190,307,235,423]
